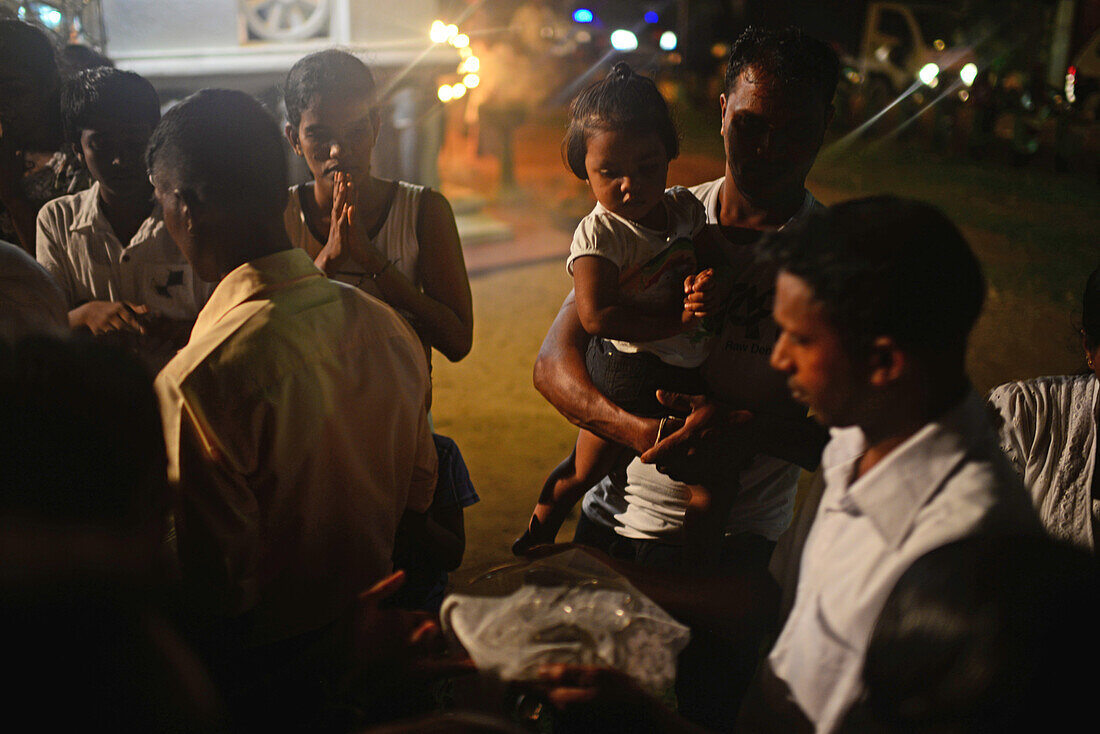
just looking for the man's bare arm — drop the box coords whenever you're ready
[532,290,658,454]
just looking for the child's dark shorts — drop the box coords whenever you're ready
[585,337,708,418]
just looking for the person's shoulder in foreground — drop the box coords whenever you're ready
[147,88,435,646]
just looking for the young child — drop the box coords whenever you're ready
[515,63,727,556]
[36,67,211,371]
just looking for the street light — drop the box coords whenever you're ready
[610,29,638,52]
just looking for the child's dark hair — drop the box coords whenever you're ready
[283,49,377,128]
[61,67,160,149]
[563,62,679,181]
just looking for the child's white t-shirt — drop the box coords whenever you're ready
[566,186,710,368]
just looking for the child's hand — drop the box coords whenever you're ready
[70,300,148,335]
[683,268,724,319]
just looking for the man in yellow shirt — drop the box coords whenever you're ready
[149,89,436,723]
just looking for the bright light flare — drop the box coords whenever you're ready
[430,20,448,43]
[918,63,940,86]
[573,8,594,24]
[610,29,638,52]
[38,6,63,27]
[463,73,480,88]
[461,56,480,73]
[451,34,469,48]
[960,63,978,87]
[1066,66,1076,104]
[438,84,454,102]
[451,83,467,99]
[645,11,658,23]
[659,31,677,51]
[445,24,458,41]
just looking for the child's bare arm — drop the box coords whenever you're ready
[573,255,692,342]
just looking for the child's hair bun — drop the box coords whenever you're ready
[609,62,633,81]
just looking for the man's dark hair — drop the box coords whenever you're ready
[847,534,1098,733]
[0,19,59,88]
[0,335,166,529]
[724,26,839,109]
[61,67,160,149]
[283,48,377,128]
[1082,264,1099,351]
[146,89,287,221]
[762,196,985,357]
[563,61,679,181]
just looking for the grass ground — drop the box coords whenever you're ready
[438,108,1098,586]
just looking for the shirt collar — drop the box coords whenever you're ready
[69,181,105,233]
[822,390,989,548]
[191,248,321,338]
[707,183,815,231]
[68,180,167,245]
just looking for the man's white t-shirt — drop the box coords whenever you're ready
[581,178,820,542]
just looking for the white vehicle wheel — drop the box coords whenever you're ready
[240,0,331,41]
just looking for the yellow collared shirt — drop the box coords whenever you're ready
[156,248,436,645]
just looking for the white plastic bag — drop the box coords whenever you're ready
[440,548,690,693]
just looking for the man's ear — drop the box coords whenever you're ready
[176,187,203,232]
[867,335,906,388]
[719,93,728,134]
[284,122,301,154]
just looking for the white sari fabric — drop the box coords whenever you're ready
[988,374,1099,549]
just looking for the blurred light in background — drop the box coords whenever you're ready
[430,20,448,43]
[933,39,946,51]
[445,24,459,41]
[463,73,480,88]
[450,83,466,99]
[644,11,658,23]
[1066,66,1077,104]
[451,33,469,48]
[459,46,473,59]
[659,31,677,51]
[918,62,939,86]
[461,56,480,73]
[38,5,63,28]
[960,63,978,87]
[610,29,638,51]
[438,84,454,102]
[573,8,594,24]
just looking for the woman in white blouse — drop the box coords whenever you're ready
[988,266,1100,549]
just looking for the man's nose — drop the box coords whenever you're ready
[770,333,790,371]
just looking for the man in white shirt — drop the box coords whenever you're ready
[537,197,1040,733]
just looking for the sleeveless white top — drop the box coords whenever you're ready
[283,180,426,345]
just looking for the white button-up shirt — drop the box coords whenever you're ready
[36,181,211,318]
[767,392,1040,732]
